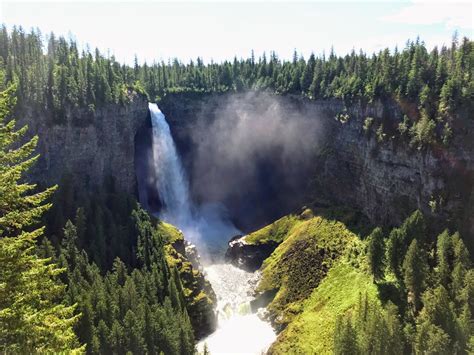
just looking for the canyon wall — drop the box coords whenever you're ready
[159,92,473,243]
[16,92,150,194]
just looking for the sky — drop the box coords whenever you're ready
[0,0,472,64]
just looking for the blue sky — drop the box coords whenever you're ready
[0,1,472,64]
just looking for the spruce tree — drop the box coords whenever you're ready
[0,85,82,352]
[367,227,385,281]
[334,316,358,355]
[403,239,426,312]
[436,230,453,287]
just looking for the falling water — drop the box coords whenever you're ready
[148,103,276,354]
[149,102,192,228]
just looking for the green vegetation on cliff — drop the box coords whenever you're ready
[250,209,360,329]
[162,224,216,339]
[248,208,473,354]
[269,262,378,354]
[258,213,356,325]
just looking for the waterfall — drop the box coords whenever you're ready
[147,102,276,354]
[149,102,239,254]
[149,102,192,228]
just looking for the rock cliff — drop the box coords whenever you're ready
[159,92,473,245]
[16,92,150,194]
[225,235,279,271]
[312,98,473,244]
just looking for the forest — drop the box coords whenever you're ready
[0,25,472,148]
[0,23,472,354]
[335,212,473,354]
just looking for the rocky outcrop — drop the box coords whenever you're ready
[225,235,278,271]
[166,235,217,339]
[16,92,149,194]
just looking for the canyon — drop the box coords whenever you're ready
[18,91,473,248]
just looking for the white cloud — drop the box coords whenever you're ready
[381,0,473,29]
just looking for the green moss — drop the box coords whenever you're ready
[269,261,379,354]
[255,214,359,328]
[160,221,216,337]
[245,214,300,245]
[158,221,184,244]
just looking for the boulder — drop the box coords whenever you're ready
[225,235,278,272]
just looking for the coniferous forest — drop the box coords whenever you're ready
[0,13,473,355]
[0,26,472,148]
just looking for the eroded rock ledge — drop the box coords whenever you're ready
[225,235,279,272]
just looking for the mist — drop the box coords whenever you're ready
[189,92,323,230]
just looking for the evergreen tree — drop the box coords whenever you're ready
[403,239,426,312]
[0,85,82,352]
[416,286,459,352]
[367,227,385,281]
[437,230,453,287]
[334,316,358,355]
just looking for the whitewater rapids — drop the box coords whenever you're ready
[197,264,276,355]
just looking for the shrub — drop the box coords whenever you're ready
[410,111,436,148]
[363,117,374,133]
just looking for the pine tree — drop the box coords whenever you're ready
[387,228,404,279]
[436,230,453,287]
[334,316,358,354]
[384,302,405,354]
[367,227,385,281]
[416,286,458,352]
[300,53,315,93]
[403,239,426,312]
[451,233,471,299]
[0,85,82,352]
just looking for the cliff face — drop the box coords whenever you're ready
[313,98,473,243]
[159,92,473,243]
[16,92,150,194]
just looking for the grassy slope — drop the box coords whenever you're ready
[158,221,184,244]
[256,211,361,325]
[246,209,378,354]
[161,221,214,304]
[268,261,378,354]
[245,214,301,245]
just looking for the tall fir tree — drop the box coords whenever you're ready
[0,85,82,352]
